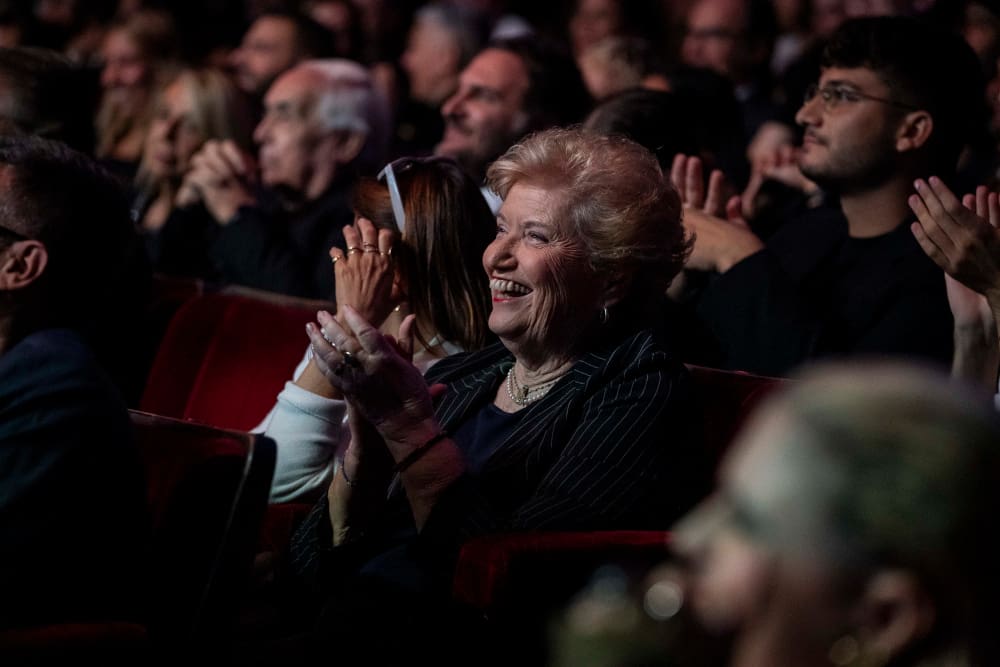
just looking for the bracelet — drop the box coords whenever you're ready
[393,431,448,473]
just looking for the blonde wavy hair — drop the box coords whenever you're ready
[486,126,689,307]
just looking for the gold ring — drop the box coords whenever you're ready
[331,255,341,264]
[362,242,377,249]
[346,247,360,256]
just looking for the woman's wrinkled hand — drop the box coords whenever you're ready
[331,218,398,327]
[306,306,435,445]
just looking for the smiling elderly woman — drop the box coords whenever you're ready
[288,127,708,663]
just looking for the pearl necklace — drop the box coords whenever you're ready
[505,365,562,406]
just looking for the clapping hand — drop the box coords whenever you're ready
[670,154,763,274]
[910,179,1000,388]
[331,218,398,327]
[671,154,729,218]
[306,306,436,448]
[910,178,1000,302]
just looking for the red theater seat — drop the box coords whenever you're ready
[140,287,333,431]
[0,413,276,661]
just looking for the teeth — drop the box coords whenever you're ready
[490,278,531,295]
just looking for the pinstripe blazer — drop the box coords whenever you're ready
[416,327,708,557]
[290,326,708,587]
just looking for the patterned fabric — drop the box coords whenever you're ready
[289,327,709,592]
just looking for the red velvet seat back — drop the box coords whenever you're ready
[685,364,787,466]
[140,291,326,431]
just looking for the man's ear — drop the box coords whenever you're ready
[0,240,47,290]
[851,569,936,664]
[329,129,368,166]
[895,111,934,153]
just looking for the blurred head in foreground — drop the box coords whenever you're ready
[675,363,1000,667]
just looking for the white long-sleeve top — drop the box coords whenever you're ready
[254,343,460,503]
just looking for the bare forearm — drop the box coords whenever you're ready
[952,323,1000,393]
[327,421,394,546]
[385,420,466,531]
[294,358,342,399]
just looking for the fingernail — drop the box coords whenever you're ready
[914,179,923,190]
[306,322,314,334]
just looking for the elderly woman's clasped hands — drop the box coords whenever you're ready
[305,299,461,541]
[306,306,435,444]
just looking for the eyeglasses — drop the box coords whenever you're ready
[803,83,916,113]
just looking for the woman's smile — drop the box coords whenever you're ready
[489,277,532,301]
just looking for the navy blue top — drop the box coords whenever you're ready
[450,402,527,474]
[0,329,149,627]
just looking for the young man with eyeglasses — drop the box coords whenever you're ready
[675,16,984,376]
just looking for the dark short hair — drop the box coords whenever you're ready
[0,47,98,154]
[255,10,338,60]
[585,88,709,170]
[822,16,986,174]
[0,136,145,330]
[488,35,593,133]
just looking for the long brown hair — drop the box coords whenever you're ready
[352,156,493,351]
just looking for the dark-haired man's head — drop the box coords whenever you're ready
[795,16,985,195]
[229,11,336,98]
[0,47,98,154]
[584,88,702,169]
[435,36,592,181]
[0,135,139,343]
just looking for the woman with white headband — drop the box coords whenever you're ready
[258,155,493,503]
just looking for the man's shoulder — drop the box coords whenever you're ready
[1,329,95,375]
[0,329,125,410]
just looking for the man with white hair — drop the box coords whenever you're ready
[158,59,390,299]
